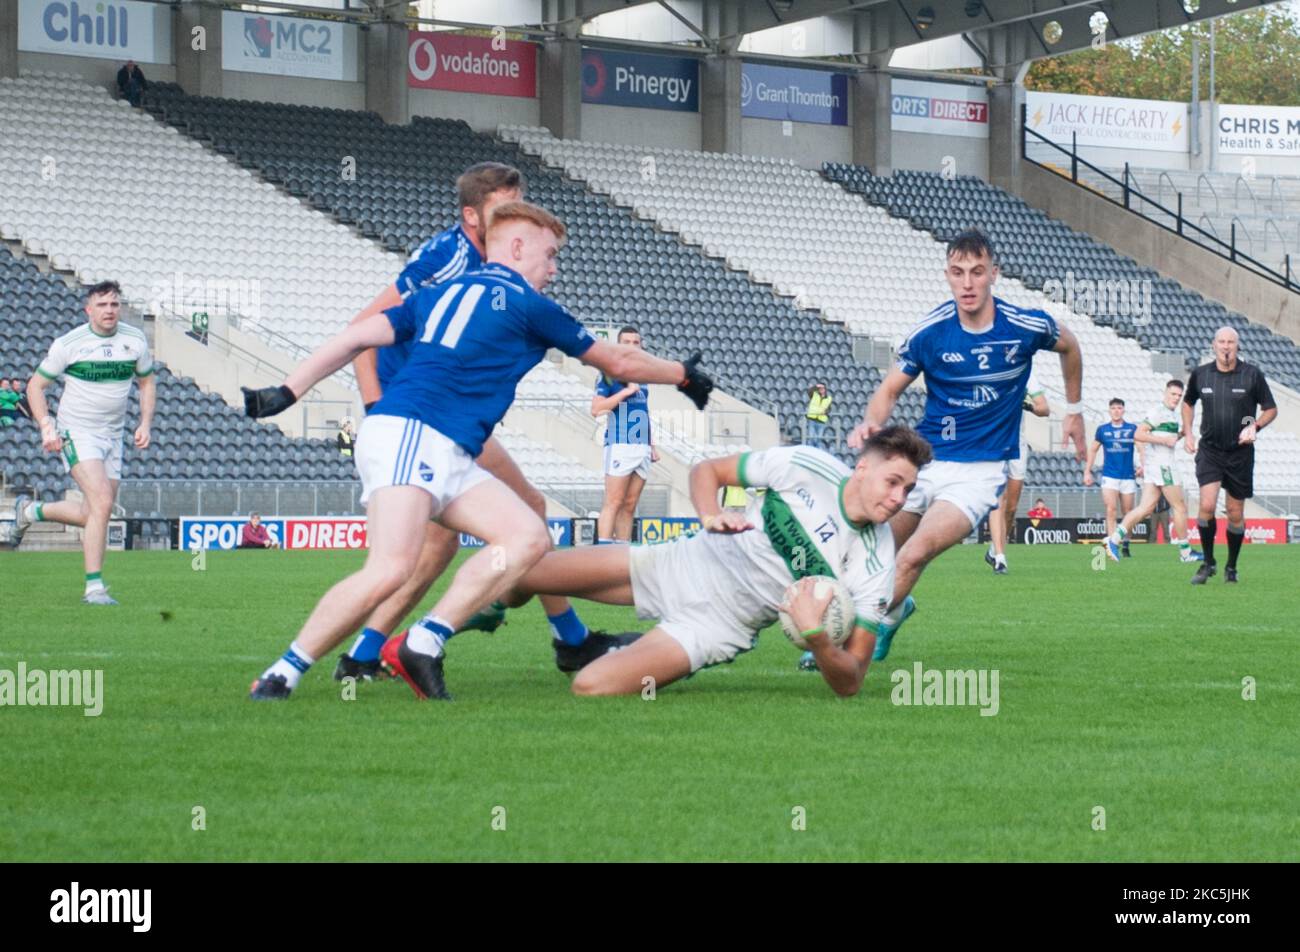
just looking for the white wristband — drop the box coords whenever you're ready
[1064,401,1085,415]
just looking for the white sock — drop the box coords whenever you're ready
[262,641,316,689]
[994,553,1007,565]
[407,619,450,658]
[24,501,41,522]
[84,577,106,594]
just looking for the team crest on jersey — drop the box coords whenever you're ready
[1004,343,1020,363]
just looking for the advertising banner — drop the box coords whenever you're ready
[581,47,698,112]
[182,517,573,550]
[1025,90,1189,153]
[1216,103,1300,157]
[221,10,359,81]
[407,31,538,98]
[19,0,166,64]
[1185,518,1289,545]
[891,78,989,139]
[991,517,1152,545]
[636,517,701,544]
[741,62,848,126]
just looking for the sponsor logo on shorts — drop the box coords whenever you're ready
[418,462,434,483]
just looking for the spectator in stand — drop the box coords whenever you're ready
[116,60,148,107]
[337,417,356,459]
[239,512,279,549]
[805,382,832,449]
[0,379,21,426]
[1027,498,1054,519]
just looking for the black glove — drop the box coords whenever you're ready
[677,353,714,411]
[242,384,297,419]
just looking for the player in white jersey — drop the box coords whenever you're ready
[984,371,1049,574]
[13,281,155,604]
[1101,379,1204,564]
[454,427,932,697]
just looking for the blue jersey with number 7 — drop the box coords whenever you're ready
[371,263,595,456]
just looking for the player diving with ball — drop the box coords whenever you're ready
[387,426,932,698]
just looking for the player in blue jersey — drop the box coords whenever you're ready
[1083,398,1138,559]
[841,229,1086,663]
[593,325,659,543]
[332,163,613,681]
[241,202,714,700]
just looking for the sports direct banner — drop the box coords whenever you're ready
[1217,104,1300,157]
[1026,91,1189,153]
[181,517,572,550]
[741,62,848,126]
[221,10,359,81]
[19,0,168,63]
[407,32,538,97]
[581,47,698,112]
[891,79,989,139]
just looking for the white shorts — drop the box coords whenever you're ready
[604,443,653,479]
[903,459,1007,530]
[628,534,767,673]
[1101,476,1138,495]
[1143,464,1178,488]
[57,426,123,481]
[1005,442,1029,482]
[355,414,493,512]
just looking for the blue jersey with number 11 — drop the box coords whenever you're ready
[373,263,595,456]
[897,298,1060,462]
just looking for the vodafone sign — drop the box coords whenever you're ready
[408,32,537,98]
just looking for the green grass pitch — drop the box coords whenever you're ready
[1,543,1295,862]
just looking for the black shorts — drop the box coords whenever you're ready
[1195,443,1255,499]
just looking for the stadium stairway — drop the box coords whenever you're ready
[139,80,906,467]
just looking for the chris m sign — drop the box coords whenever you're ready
[741,62,848,126]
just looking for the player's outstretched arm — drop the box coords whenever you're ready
[244,315,396,419]
[580,341,713,409]
[347,285,403,409]
[1051,325,1086,460]
[849,367,915,450]
[689,454,754,533]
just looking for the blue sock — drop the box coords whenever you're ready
[548,607,588,646]
[349,627,387,663]
[596,538,615,545]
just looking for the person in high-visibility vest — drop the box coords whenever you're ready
[337,417,356,459]
[805,382,832,449]
[722,484,749,510]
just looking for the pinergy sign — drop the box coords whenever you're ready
[407,32,537,97]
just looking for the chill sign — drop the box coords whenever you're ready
[18,0,165,63]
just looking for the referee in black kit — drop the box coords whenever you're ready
[1181,327,1277,584]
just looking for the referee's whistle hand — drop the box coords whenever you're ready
[1238,424,1257,445]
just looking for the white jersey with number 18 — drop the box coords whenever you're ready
[37,322,153,433]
